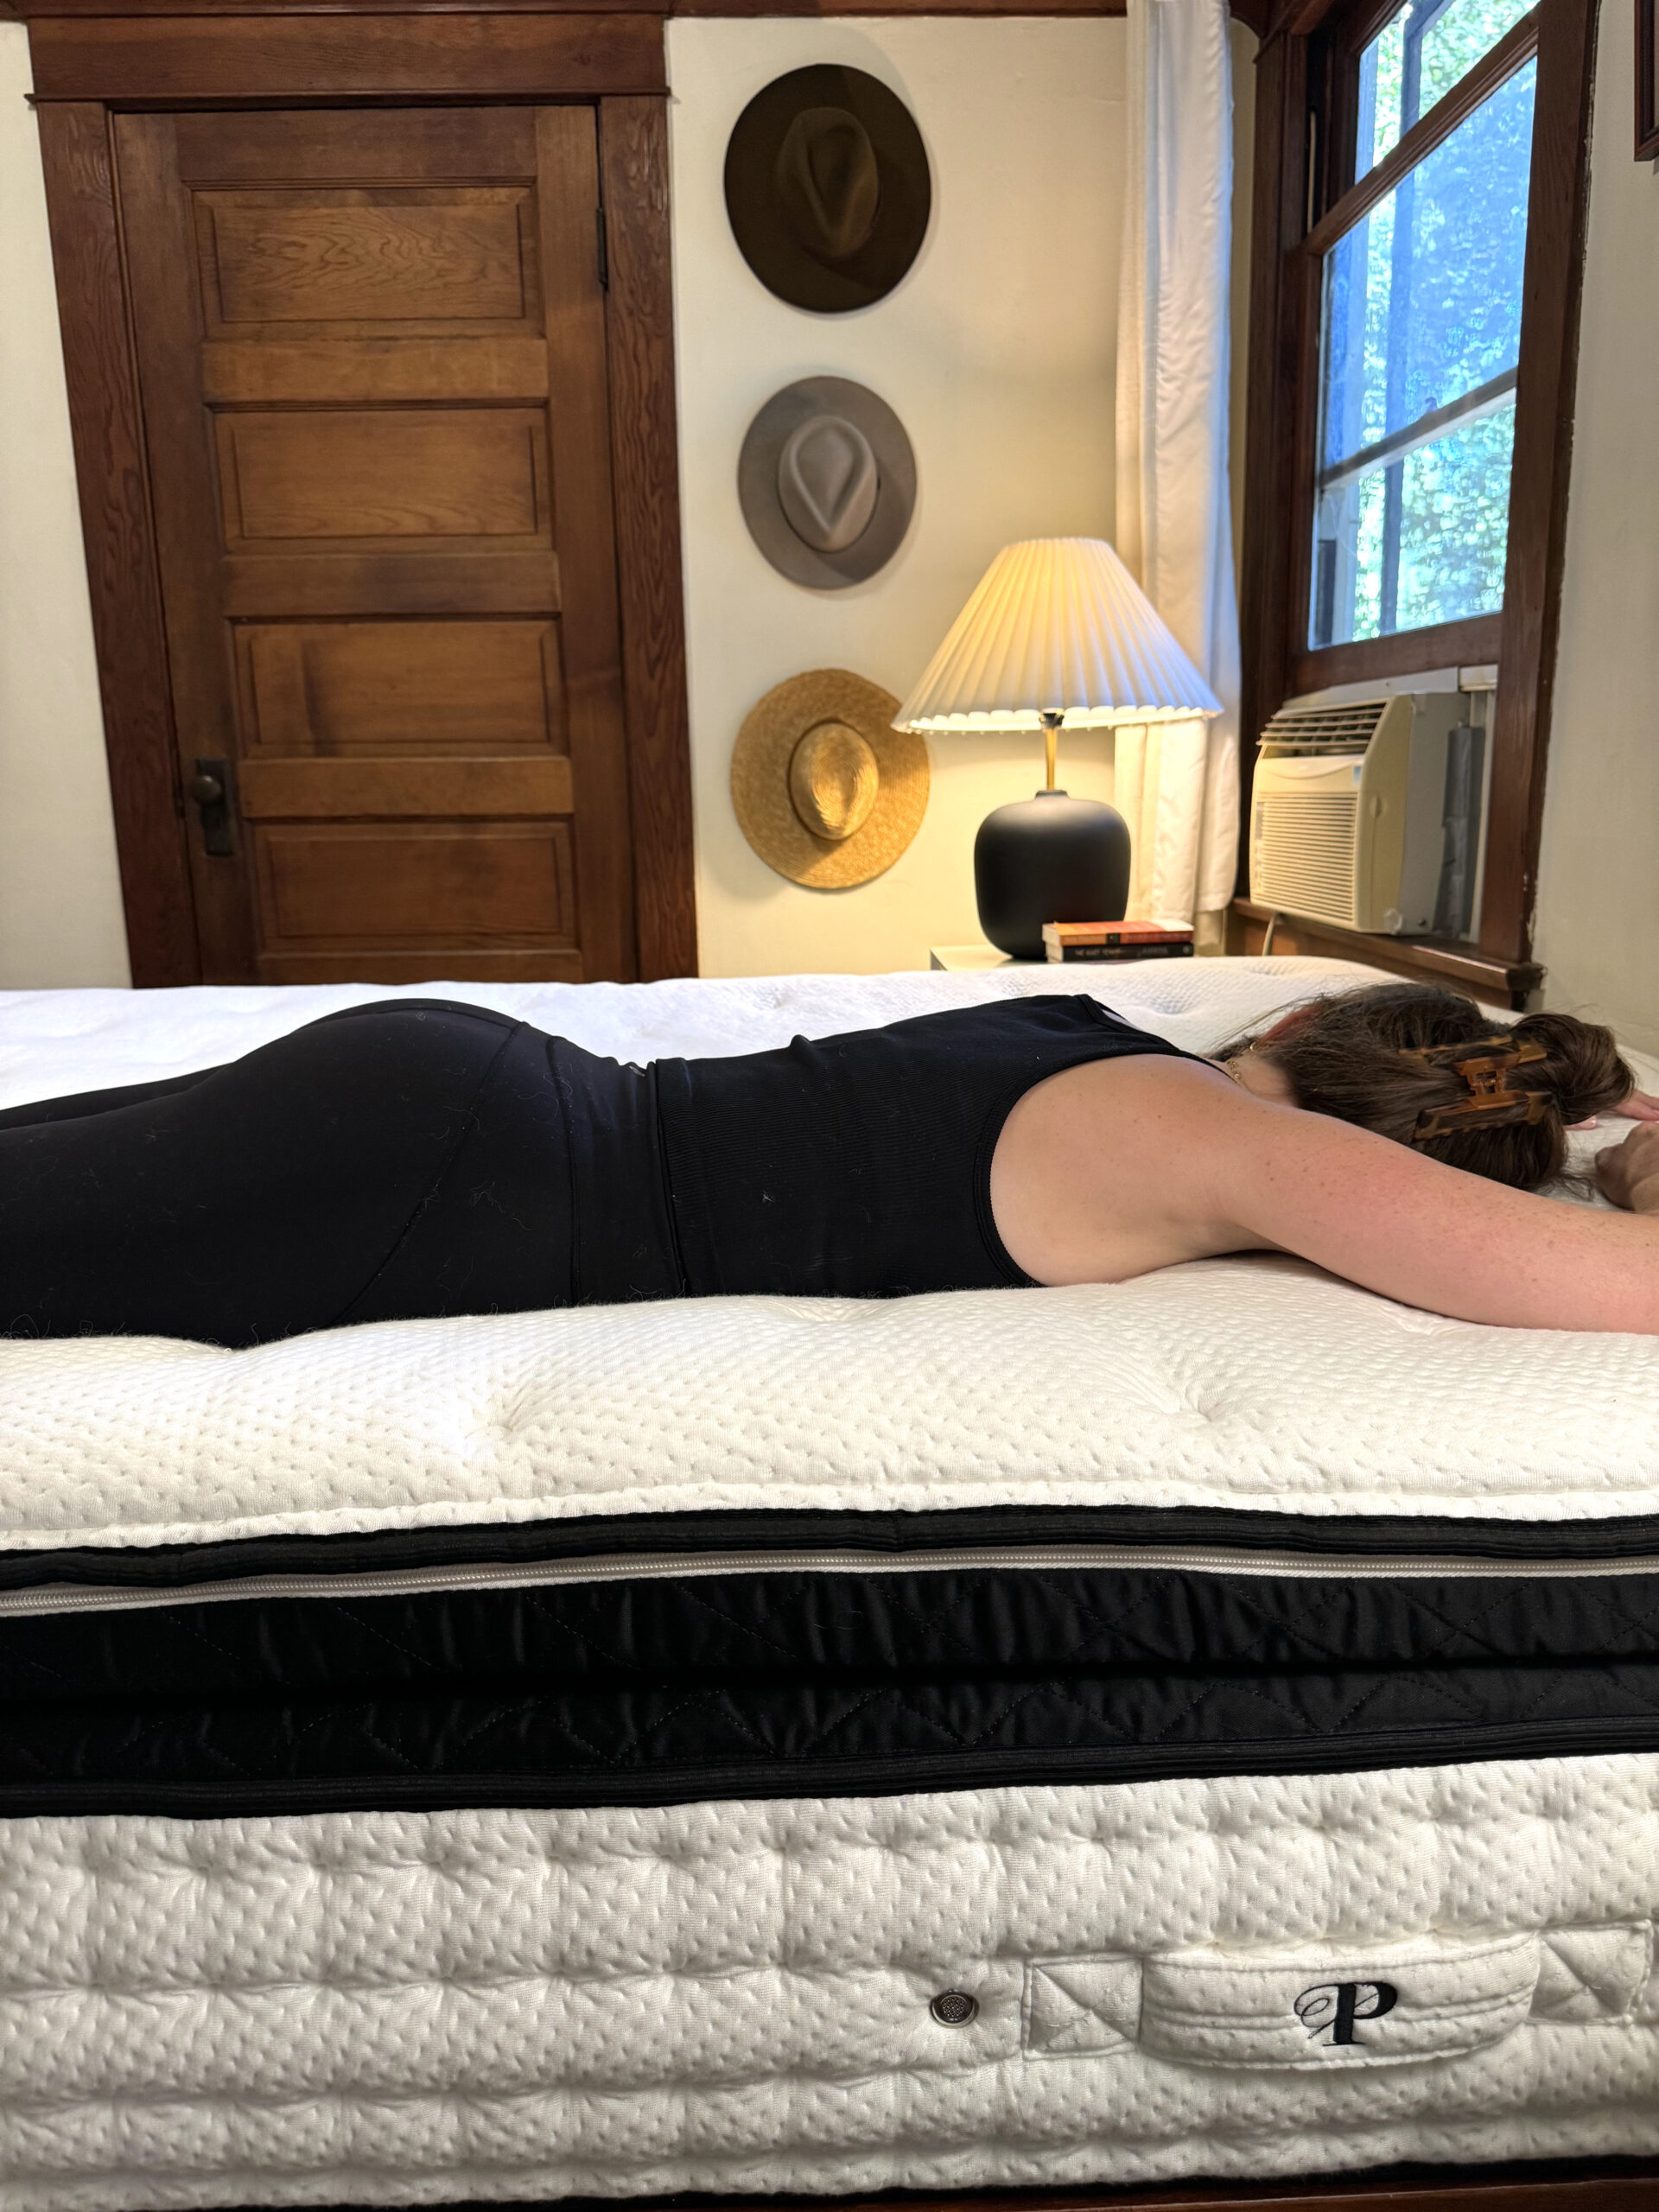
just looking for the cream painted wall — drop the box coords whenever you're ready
[0,15,1250,988]
[670,16,1129,976]
[0,23,130,987]
[1533,19,1659,1054]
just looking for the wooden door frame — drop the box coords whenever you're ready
[29,17,696,983]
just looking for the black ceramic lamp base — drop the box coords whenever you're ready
[974,789,1132,961]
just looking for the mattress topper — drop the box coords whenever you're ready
[1,957,1656,1567]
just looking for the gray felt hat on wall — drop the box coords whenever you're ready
[738,376,917,591]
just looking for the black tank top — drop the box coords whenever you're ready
[0,993,1196,1344]
[651,994,1193,1300]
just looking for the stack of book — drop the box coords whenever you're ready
[1042,919,1194,963]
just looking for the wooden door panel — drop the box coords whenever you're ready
[237,620,563,754]
[173,108,540,187]
[200,194,536,327]
[238,757,572,816]
[202,336,550,407]
[218,410,550,543]
[526,105,631,980]
[254,823,575,946]
[118,103,633,986]
[221,551,559,619]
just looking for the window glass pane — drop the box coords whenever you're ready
[1310,56,1535,649]
[1357,0,1534,176]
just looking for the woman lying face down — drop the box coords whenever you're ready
[990,981,1659,1333]
[1,980,1656,1348]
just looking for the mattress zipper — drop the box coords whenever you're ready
[3,1539,1659,1618]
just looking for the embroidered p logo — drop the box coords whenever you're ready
[1294,1980,1399,2047]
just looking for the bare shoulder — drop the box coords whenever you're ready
[989,1052,1285,1286]
[995,1049,1659,1333]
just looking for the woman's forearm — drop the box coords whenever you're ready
[1214,1084,1659,1334]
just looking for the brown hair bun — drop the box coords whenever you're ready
[1510,1009,1630,1130]
[1228,982,1632,1192]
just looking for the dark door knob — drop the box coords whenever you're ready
[188,757,235,856]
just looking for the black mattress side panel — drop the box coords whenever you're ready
[3,1567,1659,1815]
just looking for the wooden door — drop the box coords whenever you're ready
[113,106,636,984]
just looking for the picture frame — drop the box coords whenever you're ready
[1640,0,1659,159]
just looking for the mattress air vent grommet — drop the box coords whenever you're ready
[929,1990,979,2027]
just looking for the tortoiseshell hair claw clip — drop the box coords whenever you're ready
[1402,1035,1550,1143]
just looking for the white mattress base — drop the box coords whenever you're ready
[4,1758,1659,2209]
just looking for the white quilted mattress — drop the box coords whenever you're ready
[1,956,1656,1553]
[1,957,1657,2209]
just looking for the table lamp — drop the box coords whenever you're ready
[893,537,1223,959]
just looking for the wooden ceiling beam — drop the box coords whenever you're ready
[3,0,1287,25]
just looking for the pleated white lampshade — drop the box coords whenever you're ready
[893,537,1222,731]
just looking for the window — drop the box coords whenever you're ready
[1306,3,1539,650]
[1311,54,1534,645]
[1237,0,1599,986]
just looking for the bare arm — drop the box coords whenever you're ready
[1189,1065,1659,1334]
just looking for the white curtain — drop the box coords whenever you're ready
[1114,0,1242,947]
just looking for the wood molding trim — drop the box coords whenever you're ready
[1482,0,1599,960]
[25,13,666,98]
[600,94,697,979]
[1289,612,1503,695]
[3,0,1294,22]
[17,0,652,10]
[35,101,200,988]
[1229,898,1545,1007]
[1235,23,1306,887]
[671,0,1126,12]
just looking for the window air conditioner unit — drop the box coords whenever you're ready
[1248,691,1491,938]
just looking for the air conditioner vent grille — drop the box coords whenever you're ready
[1250,792,1361,927]
[1260,700,1389,753]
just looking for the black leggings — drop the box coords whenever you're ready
[0,1001,576,1348]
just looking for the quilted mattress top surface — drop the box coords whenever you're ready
[0,957,1656,1558]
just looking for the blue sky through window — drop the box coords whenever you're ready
[1357,0,1536,177]
[1311,54,1535,647]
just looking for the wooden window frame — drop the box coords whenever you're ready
[1639,0,1659,155]
[1236,0,1600,993]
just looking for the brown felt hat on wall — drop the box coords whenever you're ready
[732,669,930,889]
[724,65,932,315]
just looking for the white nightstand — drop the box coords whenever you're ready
[928,944,1049,972]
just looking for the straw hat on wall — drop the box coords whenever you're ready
[731,669,929,889]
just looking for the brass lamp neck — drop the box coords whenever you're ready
[1039,710,1064,792]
